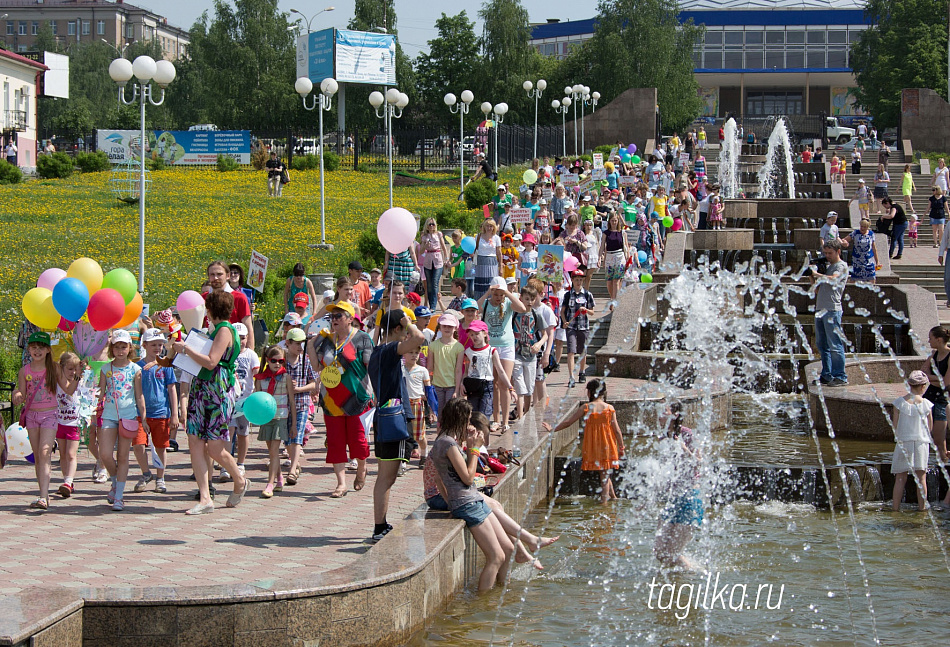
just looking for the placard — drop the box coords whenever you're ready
[542,186,553,200]
[592,168,606,181]
[172,329,213,377]
[578,176,595,192]
[247,250,269,293]
[561,173,579,187]
[536,245,564,284]
[620,175,637,186]
[509,207,533,225]
[592,153,604,168]
[483,203,492,219]
[679,152,690,167]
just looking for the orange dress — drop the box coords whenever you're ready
[581,403,622,471]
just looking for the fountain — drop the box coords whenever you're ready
[718,117,741,199]
[757,117,797,199]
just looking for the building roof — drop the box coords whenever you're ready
[0,47,48,71]
[678,0,864,8]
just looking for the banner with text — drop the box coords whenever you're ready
[98,130,251,165]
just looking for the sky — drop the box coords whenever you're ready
[131,0,594,59]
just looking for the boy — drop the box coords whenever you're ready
[224,322,259,482]
[136,328,179,493]
[819,211,840,248]
[446,278,468,312]
[561,269,595,388]
[510,285,548,421]
[368,268,385,301]
[428,313,464,421]
[284,328,317,486]
[402,348,432,465]
[527,278,557,408]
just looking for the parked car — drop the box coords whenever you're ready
[369,134,398,155]
[881,127,899,145]
[459,136,476,156]
[295,139,318,156]
[188,124,219,132]
[837,137,885,152]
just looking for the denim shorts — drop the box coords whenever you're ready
[451,499,491,527]
[426,494,449,511]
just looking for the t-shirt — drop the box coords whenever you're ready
[352,280,372,310]
[403,363,429,399]
[234,348,260,399]
[369,340,411,420]
[136,361,178,418]
[204,289,251,328]
[314,330,374,417]
[56,385,79,427]
[102,361,142,421]
[537,302,558,333]
[819,223,839,244]
[429,338,464,388]
[483,299,515,348]
[465,345,495,381]
[892,397,933,443]
[512,309,542,362]
[429,435,481,510]
[562,288,595,331]
[579,204,596,222]
[816,260,849,313]
[266,158,284,177]
[477,234,501,257]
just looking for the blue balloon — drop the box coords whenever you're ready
[637,250,648,264]
[52,277,90,322]
[461,236,477,255]
[242,392,277,426]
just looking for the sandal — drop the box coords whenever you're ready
[226,478,251,508]
[490,422,501,433]
[29,497,48,510]
[185,502,214,515]
[330,486,348,498]
[286,470,298,486]
[260,484,275,499]
[354,472,366,491]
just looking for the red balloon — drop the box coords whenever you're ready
[58,317,76,332]
[671,218,683,232]
[87,288,126,331]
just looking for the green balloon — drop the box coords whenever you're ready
[243,392,277,425]
[631,155,641,164]
[640,272,654,283]
[523,169,538,184]
[101,268,138,305]
[621,153,631,163]
[662,215,674,228]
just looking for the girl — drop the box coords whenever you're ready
[600,212,632,304]
[54,352,86,498]
[830,154,840,184]
[922,326,950,466]
[519,234,539,280]
[654,401,703,570]
[500,233,519,281]
[907,214,919,248]
[930,187,948,249]
[429,398,513,592]
[873,164,890,215]
[283,263,318,317]
[456,320,512,418]
[403,348,432,463]
[543,378,624,504]
[13,331,62,510]
[901,164,916,214]
[838,156,847,190]
[880,197,907,259]
[473,219,502,300]
[419,217,450,310]
[582,219,599,291]
[97,329,149,512]
[708,191,724,231]
[891,371,933,512]
[255,346,295,499]
[848,179,871,222]
[448,229,467,287]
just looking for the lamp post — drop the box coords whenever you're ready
[370,87,408,209]
[552,98,570,158]
[591,91,601,113]
[444,90,473,196]
[109,55,175,293]
[580,86,592,155]
[296,76,338,250]
[523,79,546,160]
[289,6,335,33]
[481,101,507,185]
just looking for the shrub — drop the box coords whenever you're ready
[463,177,496,211]
[426,202,481,235]
[323,151,341,172]
[291,154,320,171]
[0,159,23,185]
[356,163,373,173]
[75,151,110,173]
[146,156,166,171]
[216,154,240,172]
[250,147,267,170]
[356,227,387,269]
[36,152,73,179]
[594,145,613,156]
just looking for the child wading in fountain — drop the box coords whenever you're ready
[891,370,934,511]
[654,401,703,570]
[136,329,179,493]
[429,398,513,592]
[255,346,296,498]
[543,378,624,504]
[54,352,86,499]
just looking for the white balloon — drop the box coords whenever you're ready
[4,423,31,459]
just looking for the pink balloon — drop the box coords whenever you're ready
[564,256,579,273]
[177,290,205,312]
[87,288,125,331]
[377,207,418,255]
[37,268,67,291]
[671,218,683,232]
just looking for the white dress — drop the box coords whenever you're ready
[891,397,933,473]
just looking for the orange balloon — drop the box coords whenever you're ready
[114,292,143,329]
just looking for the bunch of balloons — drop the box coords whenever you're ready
[22,258,142,333]
[620,143,640,165]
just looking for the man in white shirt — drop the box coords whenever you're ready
[5,141,17,165]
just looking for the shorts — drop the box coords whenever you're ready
[566,329,588,355]
[56,424,80,441]
[324,412,370,464]
[374,437,412,462]
[426,494,449,511]
[146,417,171,448]
[229,416,250,436]
[931,218,947,225]
[451,499,492,528]
[927,398,948,421]
[663,489,704,527]
[409,398,426,442]
[467,388,493,419]
[512,359,537,396]
[285,408,307,445]
[258,417,290,442]
[554,328,567,342]
[493,345,515,362]
[24,408,58,430]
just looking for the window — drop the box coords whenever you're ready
[786,49,805,68]
[31,21,38,36]
[807,30,825,44]
[828,30,847,44]
[827,48,848,67]
[126,24,134,38]
[766,50,784,69]
[6,23,13,36]
[704,51,723,68]
[787,30,805,44]
[745,31,763,45]
[849,30,863,43]
[68,21,76,36]
[81,20,90,35]
[806,49,825,68]
[745,50,764,69]
[704,30,722,45]
[723,50,743,68]
[18,21,26,36]
[747,92,804,116]
[766,31,784,44]
[97,20,104,35]
[50,20,57,35]
[692,49,702,67]
[724,31,743,45]
[17,44,26,52]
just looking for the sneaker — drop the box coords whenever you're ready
[397,462,409,477]
[94,469,108,484]
[370,524,394,543]
[168,439,179,452]
[579,375,587,383]
[811,378,833,386]
[155,480,167,494]
[107,483,117,504]
[219,468,230,483]
[237,465,246,477]
[568,378,576,388]
[58,483,74,498]
[112,499,125,512]
[830,378,849,387]
[281,459,292,469]
[346,459,358,471]
[134,473,153,493]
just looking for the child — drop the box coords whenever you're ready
[255,346,296,499]
[561,270,596,388]
[891,371,933,511]
[511,285,547,421]
[908,214,919,248]
[520,234,539,280]
[500,233,519,281]
[429,397,513,592]
[429,313,464,422]
[283,328,316,485]
[368,268,385,302]
[403,348,432,463]
[228,322,259,479]
[708,190,724,231]
[457,298,480,349]
[838,157,847,190]
[543,378,624,504]
[446,278,468,312]
[456,320,512,418]
[449,230,467,287]
[654,401,703,569]
[137,328,179,494]
[849,179,871,220]
[819,211,839,247]
[830,155,840,184]
[53,352,85,499]
[97,329,148,512]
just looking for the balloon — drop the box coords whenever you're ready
[4,423,30,459]
[628,143,637,154]
[101,268,138,305]
[177,290,205,312]
[461,236,476,255]
[52,277,90,322]
[67,257,103,294]
[523,169,538,185]
[640,272,654,283]
[243,392,277,426]
[72,320,110,358]
[671,218,683,232]
[564,256,579,273]
[621,153,631,163]
[22,287,60,330]
[377,207,417,255]
[58,317,76,332]
[37,268,66,291]
[637,250,648,264]
[179,304,206,333]
[662,216,674,228]
[631,155,641,164]
[114,292,143,329]
[87,288,125,331]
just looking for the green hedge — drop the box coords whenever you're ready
[216,154,240,172]
[75,151,110,173]
[463,178,496,211]
[36,152,73,179]
[291,152,341,172]
[0,159,23,184]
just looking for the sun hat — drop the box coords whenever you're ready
[505,276,518,284]
[468,320,488,333]
[111,329,132,345]
[513,233,522,240]
[489,276,507,290]
[414,306,433,318]
[286,328,307,342]
[27,331,51,346]
[461,298,478,310]
[142,328,165,343]
[581,195,591,202]
[326,301,356,317]
[233,322,248,337]
[406,292,422,306]
[523,234,537,245]
[908,370,929,386]
[322,289,335,300]
[282,312,303,326]
[438,313,459,327]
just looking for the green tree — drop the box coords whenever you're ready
[850,0,949,128]
[561,0,702,133]
[477,0,537,124]
[414,11,481,129]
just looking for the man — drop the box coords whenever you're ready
[561,269,595,388]
[471,152,496,183]
[348,261,372,313]
[5,140,17,166]
[810,240,849,387]
[266,151,284,197]
[205,261,254,350]
[857,122,867,138]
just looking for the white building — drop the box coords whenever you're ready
[0,47,47,169]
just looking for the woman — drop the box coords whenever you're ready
[382,237,418,285]
[873,164,890,215]
[283,263,318,316]
[921,326,950,466]
[550,184,571,236]
[582,219,599,291]
[932,158,950,195]
[473,219,502,300]
[228,264,255,308]
[309,301,373,498]
[880,197,907,259]
[901,164,916,214]
[172,291,249,514]
[558,214,589,273]
[840,218,879,284]
[419,217,450,310]
[599,212,631,305]
[930,187,948,248]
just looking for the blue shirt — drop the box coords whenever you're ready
[136,360,177,418]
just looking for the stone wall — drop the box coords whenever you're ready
[901,88,950,154]
[564,88,657,155]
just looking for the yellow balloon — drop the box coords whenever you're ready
[67,257,103,294]
[22,287,61,329]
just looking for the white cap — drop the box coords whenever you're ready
[489,276,507,290]
[322,289,335,300]
[112,329,133,345]
[233,322,248,337]
[141,328,165,343]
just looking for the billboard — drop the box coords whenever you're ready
[296,28,397,86]
[97,130,251,165]
[296,28,335,83]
